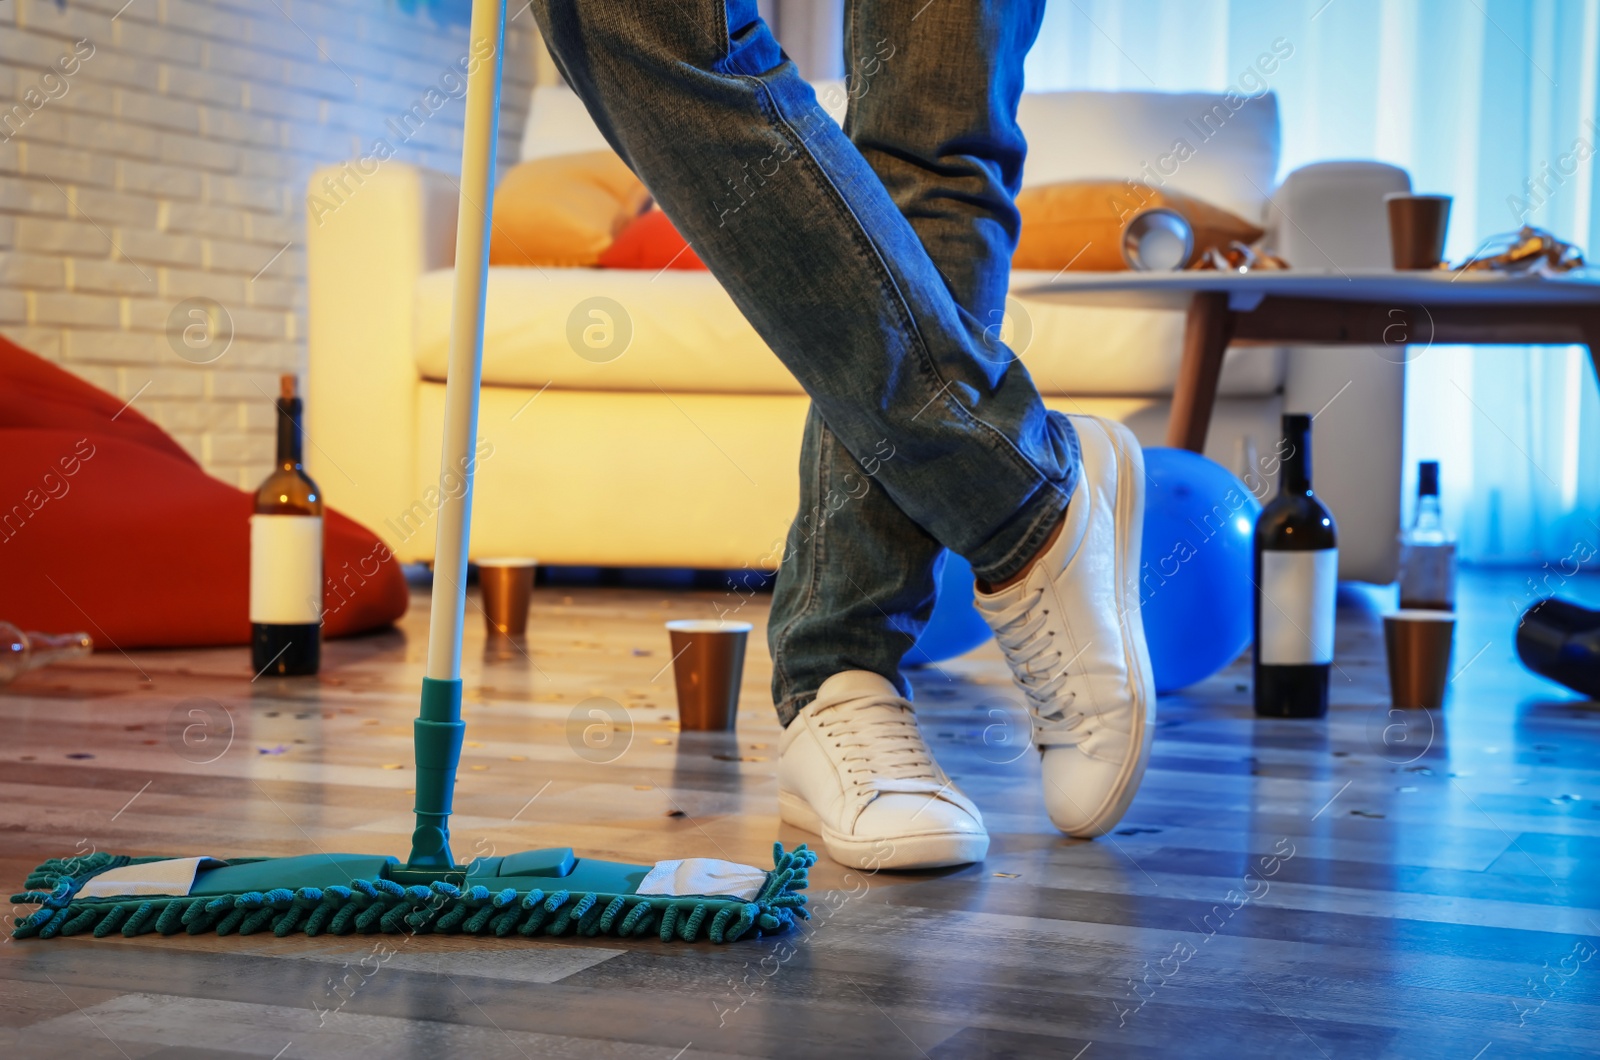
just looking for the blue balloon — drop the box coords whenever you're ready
[908,551,993,665]
[908,447,1259,687]
[1138,447,1260,692]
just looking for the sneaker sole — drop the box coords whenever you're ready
[779,790,989,870]
[1063,415,1158,839]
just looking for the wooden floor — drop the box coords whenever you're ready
[3,568,1598,1059]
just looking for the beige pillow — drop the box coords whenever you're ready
[1014,180,1265,271]
[489,150,651,267]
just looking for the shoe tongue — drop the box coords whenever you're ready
[813,670,902,708]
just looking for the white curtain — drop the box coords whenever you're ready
[1024,0,1600,566]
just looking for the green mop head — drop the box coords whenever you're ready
[13,843,815,944]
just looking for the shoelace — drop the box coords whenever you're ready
[987,586,1089,748]
[813,694,944,801]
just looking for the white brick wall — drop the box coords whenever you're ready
[0,0,540,490]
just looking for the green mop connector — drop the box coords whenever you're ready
[408,676,465,869]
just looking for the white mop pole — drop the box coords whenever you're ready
[426,0,506,684]
[409,0,506,869]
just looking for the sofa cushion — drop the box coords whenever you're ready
[1015,91,1279,222]
[1014,180,1266,271]
[490,151,651,267]
[520,83,1279,223]
[412,267,1283,398]
[398,383,1283,568]
[597,208,707,270]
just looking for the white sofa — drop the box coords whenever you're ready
[307,86,1406,582]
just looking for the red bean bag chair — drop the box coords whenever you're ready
[0,336,408,650]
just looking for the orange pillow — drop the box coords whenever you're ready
[597,208,707,270]
[1013,180,1265,271]
[489,150,651,267]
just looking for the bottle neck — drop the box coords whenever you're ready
[276,397,304,469]
[25,630,93,670]
[1281,425,1312,495]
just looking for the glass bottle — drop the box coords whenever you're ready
[0,622,93,684]
[1399,461,1456,611]
[1254,414,1339,718]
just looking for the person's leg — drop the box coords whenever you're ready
[767,410,940,721]
[531,2,1153,850]
[815,2,1153,844]
[768,0,1047,722]
[530,1,1076,587]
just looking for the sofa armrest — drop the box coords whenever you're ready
[306,162,458,558]
[1269,161,1412,584]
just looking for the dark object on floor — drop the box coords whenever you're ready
[1516,597,1600,700]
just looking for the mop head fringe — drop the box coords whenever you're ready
[13,843,816,945]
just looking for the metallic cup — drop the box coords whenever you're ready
[477,558,536,637]
[1385,193,1452,270]
[1383,610,1456,709]
[665,619,751,731]
[1122,207,1195,271]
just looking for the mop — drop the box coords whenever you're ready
[11,0,813,945]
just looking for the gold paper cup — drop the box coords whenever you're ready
[1383,610,1455,709]
[666,619,751,731]
[477,558,536,637]
[1385,193,1452,270]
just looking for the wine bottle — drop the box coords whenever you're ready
[1516,597,1600,700]
[250,375,323,676]
[1254,413,1338,717]
[1398,461,1456,610]
[0,622,92,684]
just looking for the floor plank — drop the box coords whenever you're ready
[3,568,1598,1058]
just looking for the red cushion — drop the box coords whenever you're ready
[596,208,707,270]
[0,336,408,650]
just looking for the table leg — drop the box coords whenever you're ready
[1583,311,1600,392]
[1166,292,1235,452]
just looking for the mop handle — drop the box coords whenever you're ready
[409,0,506,870]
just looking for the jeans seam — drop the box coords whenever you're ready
[770,416,831,723]
[736,71,1070,514]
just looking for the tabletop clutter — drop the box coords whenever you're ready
[1120,187,1585,277]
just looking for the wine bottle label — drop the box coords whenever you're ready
[1399,542,1457,609]
[1259,548,1338,664]
[250,515,323,624]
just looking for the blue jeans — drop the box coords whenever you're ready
[531,0,1076,723]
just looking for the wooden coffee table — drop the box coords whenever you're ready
[1019,269,1600,451]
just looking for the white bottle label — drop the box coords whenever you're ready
[250,514,323,624]
[1259,548,1337,665]
[1400,541,1457,607]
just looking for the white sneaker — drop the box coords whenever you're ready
[974,414,1156,838]
[778,671,988,870]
